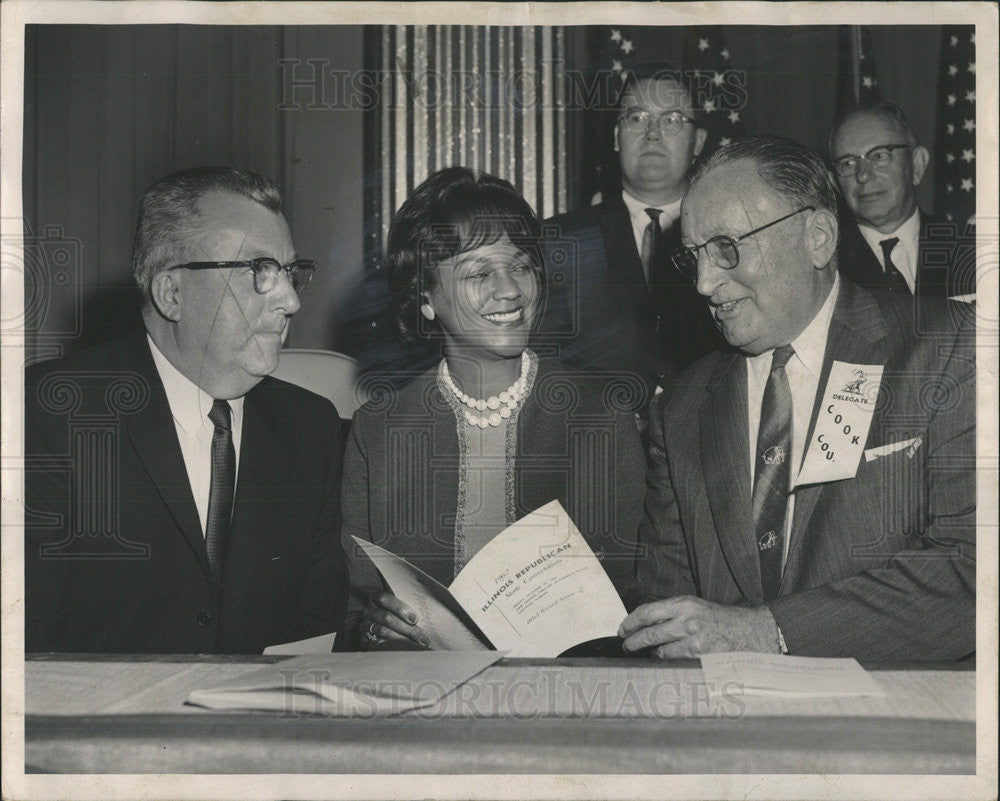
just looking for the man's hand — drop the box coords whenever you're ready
[619,596,780,658]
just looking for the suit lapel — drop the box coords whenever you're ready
[124,338,210,579]
[221,390,277,618]
[782,281,893,591]
[699,354,761,601]
[599,197,655,318]
[915,210,948,297]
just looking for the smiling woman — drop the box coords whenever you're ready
[338,167,646,652]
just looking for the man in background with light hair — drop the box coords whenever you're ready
[829,101,975,300]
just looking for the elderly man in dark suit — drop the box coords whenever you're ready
[538,65,725,410]
[25,166,348,654]
[829,101,975,300]
[619,136,974,662]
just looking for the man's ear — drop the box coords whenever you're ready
[149,271,182,322]
[693,127,708,158]
[910,145,930,186]
[808,208,839,269]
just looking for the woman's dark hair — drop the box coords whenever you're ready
[386,166,544,345]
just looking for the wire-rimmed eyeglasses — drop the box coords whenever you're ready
[166,257,316,294]
[670,206,815,282]
[831,143,910,178]
[618,108,696,137]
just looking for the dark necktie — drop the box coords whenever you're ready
[206,399,235,589]
[879,237,910,294]
[641,207,665,292]
[751,345,794,602]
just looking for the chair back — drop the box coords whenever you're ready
[271,349,368,419]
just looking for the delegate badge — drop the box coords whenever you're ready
[795,361,884,487]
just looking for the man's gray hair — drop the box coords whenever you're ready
[131,166,283,303]
[828,101,919,156]
[690,135,839,215]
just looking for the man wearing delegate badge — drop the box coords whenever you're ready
[620,136,975,662]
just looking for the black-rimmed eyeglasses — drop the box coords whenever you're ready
[831,143,910,178]
[670,206,815,282]
[618,108,696,137]
[166,258,316,294]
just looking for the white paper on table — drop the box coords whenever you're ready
[352,537,490,651]
[263,631,336,655]
[448,500,627,657]
[186,651,503,714]
[700,652,886,697]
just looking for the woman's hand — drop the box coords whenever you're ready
[359,592,431,650]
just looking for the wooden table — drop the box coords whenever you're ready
[24,654,975,774]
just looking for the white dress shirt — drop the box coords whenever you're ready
[858,208,920,294]
[746,273,840,566]
[147,335,244,535]
[622,189,683,283]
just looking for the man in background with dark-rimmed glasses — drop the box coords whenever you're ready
[620,136,975,662]
[830,101,975,300]
[25,166,348,654]
[538,64,725,414]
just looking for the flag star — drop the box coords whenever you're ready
[612,59,623,73]
[610,29,622,42]
[950,35,958,46]
[948,64,958,76]
[862,76,874,88]
[946,152,955,163]
[703,99,716,113]
[963,118,975,132]
[968,61,975,73]
[728,110,741,124]
[712,71,725,86]
[946,183,954,193]
[965,90,976,102]
[720,137,731,146]
[720,48,730,60]
[946,123,955,135]
[621,39,634,54]
[698,38,710,51]
[961,149,974,163]
[961,178,974,192]
[859,51,865,60]
[947,94,957,106]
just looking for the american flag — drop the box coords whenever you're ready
[934,26,976,224]
[586,26,641,202]
[683,26,747,154]
[837,25,882,117]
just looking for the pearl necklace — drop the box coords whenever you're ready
[440,351,531,428]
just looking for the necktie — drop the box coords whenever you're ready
[641,207,664,290]
[205,399,235,589]
[751,345,794,601]
[879,237,910,294]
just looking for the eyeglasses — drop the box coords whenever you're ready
[618,108,696,137]
[166,258,316,294]
[670,206,815,281]
[831,143,910,178]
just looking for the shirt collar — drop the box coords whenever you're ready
[621,189,683,228]
[857,207,920,259]
[747,272,840,379]
[147,334,244,436]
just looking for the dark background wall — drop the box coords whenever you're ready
[22,24,945,364]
